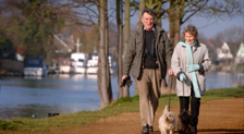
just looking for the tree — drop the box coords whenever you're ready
[82,25,99,53]
[131,0,243,46]
[1,0,64,59]
[167,0,243,46]
[144,0,167,26]
[137,0,145,25]
[55,0,113,107]
[97,0,112,108]
[115,0,124,97]
[121,0,131,97]
[167,0,185,46]
[0,32,16,59]
[116,0,131,98]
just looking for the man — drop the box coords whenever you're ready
[121,9,173,134]
[171,25,211,134]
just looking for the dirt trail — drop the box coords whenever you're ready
[5,98,244,134]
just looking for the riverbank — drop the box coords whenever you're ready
[1,86,244,134]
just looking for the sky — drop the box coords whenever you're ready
[170,15,244,38]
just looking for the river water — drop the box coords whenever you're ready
[0,73,243,119]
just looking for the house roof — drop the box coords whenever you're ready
[217,42,233,60]
[236,42,244,58]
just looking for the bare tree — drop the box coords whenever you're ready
[97,0,112,108]
[167,0,185,46]
[131,0,243,46]
[58,0,114,107]
[115,0,124,97]
[121,0,131,97]
[136,0,145,25]
[167,0,243,46]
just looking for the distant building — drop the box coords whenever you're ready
[217,42,233,63]
[235,42,244,64]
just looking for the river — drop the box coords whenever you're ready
[0,73,243,119]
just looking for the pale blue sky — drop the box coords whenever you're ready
[173,15,244,38]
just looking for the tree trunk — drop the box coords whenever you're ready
[167,0,185,91]
[137,0,145,25]
[121,0,130,97]
[97,0,112,109]
[168,0,185,46]
[116,0,126,98]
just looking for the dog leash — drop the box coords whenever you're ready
[168,75,173,111]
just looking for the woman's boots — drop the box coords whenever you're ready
[179,97,200,134]
[189,97,200,134]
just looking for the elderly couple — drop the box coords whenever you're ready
[121,9,211,134]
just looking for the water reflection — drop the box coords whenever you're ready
[0,73,243,119]
[0,74,101,119]
[206,72,244,89]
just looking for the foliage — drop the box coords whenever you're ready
[0,33,12,48]
[1,0,64,57]
[81,25,99,53]
[0,120,23,130]
[144,0,165,25]
[0,32,16,59]
[19,0,64,57]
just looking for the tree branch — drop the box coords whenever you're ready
[181,0,209,24]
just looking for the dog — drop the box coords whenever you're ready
[159,105,176,134]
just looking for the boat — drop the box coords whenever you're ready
[86,54,98,74]
[86,54,114,74]
[70,52,86,74]
[23,57,48,77]
[59,61,71,74]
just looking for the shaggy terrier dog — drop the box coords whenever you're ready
[159,105,176,134]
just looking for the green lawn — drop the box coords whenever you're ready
[0,86,243,131]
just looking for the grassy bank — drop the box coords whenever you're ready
[1,86,243,132]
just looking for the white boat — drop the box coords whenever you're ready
[86,67,98,74]
[86,55,98,74]
[70,52,86,74]
[86,55,114,74]
[59,65,71,74]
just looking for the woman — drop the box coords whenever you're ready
[171,25,211,134]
